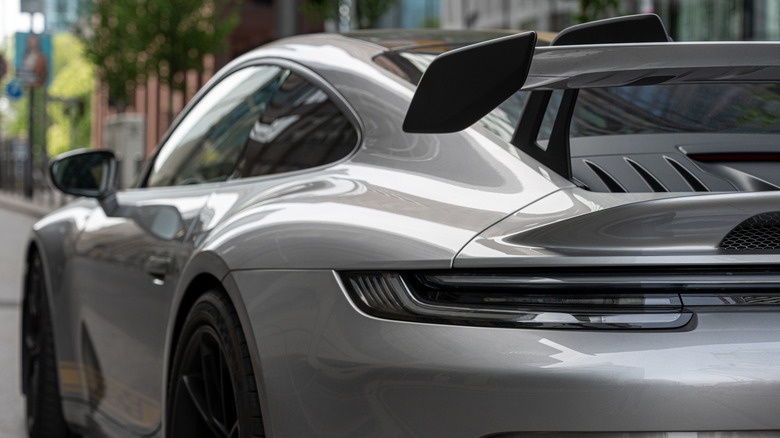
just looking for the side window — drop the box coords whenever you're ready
[536,89,564,148]
[231,72,358,179]
[478,90,529,142]
[147,66,288,187]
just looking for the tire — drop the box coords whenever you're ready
[22,253,70,438]
[167,291,264,438]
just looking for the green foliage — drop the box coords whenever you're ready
[300,0,332,23]
[356,0,396,28]
[50,34,94,99]
[79,0,144,107]
[47,33,95,156]
[0,34,88,165]
[4,35,37,143]
[80,0,240,108]
[8,94,28,139]
[420,16,440,29]
[7,88,47,162]
[576,0,620,23]
[301,0,397,29]
[736,84,780,129]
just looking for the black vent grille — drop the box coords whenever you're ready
[583,160,626,192]
[574,155,716,193]
[721,212,780,250]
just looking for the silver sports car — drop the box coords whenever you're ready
[22,14,780,438]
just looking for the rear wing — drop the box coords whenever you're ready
[402,31,536,133]
[524,43,780,90]
[403,14,671,134]
[402,14,780,180]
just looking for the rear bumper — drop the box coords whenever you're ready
[232,270,780,437]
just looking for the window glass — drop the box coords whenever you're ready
[147,66,287,187]
[536,89,563,146]
[571,83,780,137]
[479,91,529,142]
[230,72,358,179]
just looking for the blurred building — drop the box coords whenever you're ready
[438,0,780,39]
[43,0,80,33]
[94,0,780,170]
[440,0,578,32]
[379,0,441,28]
[653,0,780,41]
[93,0,322,162]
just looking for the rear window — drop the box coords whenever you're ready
[571,83,780,137]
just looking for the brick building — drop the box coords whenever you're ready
[92,0,322,165]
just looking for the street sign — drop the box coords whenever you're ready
[0,54,7,81]
[6,81,23,100]
[15,32,52,89]
[21,0,44,13]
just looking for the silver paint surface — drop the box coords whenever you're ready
[25,33,780,437]
[232,270,780,437]
[525,42,780,89]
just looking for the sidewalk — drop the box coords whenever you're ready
[0,189,67,220]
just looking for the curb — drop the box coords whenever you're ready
[0,193,56,220]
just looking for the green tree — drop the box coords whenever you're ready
[3,33,93,163]
[47,33,95,156]
[80,0,240,110]
[356,0,396,28]
[1,38,19,137]
[301,0,397,29]
[577,0,620,23]
[79,0,145,108]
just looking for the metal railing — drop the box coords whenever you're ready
[0,137,69,209]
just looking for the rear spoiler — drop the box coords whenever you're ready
[402,14,671,135]
[402,31,536,133]
[524,43,780,90]
[551,13,672,46]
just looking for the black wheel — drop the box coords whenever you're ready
[22,253,70,438]
[168,291,264,438]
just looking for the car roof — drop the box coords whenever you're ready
[260,26,780,92]
[341,28,556,50]
[255,29,555,68]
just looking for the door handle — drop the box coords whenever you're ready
[144,255,173,278]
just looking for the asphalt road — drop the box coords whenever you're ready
[0,207,36,437]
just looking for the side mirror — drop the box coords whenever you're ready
[50,149,119,214]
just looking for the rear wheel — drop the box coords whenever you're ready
[168,291,264,437]
[22,253,70,438]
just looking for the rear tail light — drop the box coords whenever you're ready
[341,268,780,330]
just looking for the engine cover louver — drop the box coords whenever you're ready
[721,212,780,250]
[574,155,714,193]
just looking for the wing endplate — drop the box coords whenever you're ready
[551,13,672,46]
[402,31,536,134]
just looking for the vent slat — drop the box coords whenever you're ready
[625,158,668,192]
[664,157,710,192]
[583,160,626,193]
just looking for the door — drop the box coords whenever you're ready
[65,64,294,435]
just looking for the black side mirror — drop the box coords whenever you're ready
[50,149,119,214]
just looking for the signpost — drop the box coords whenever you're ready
[5,81,23,100]
[0,54,7,82]
[15,32,51,89]
[15,31,52,198]
[20,0,44,14]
